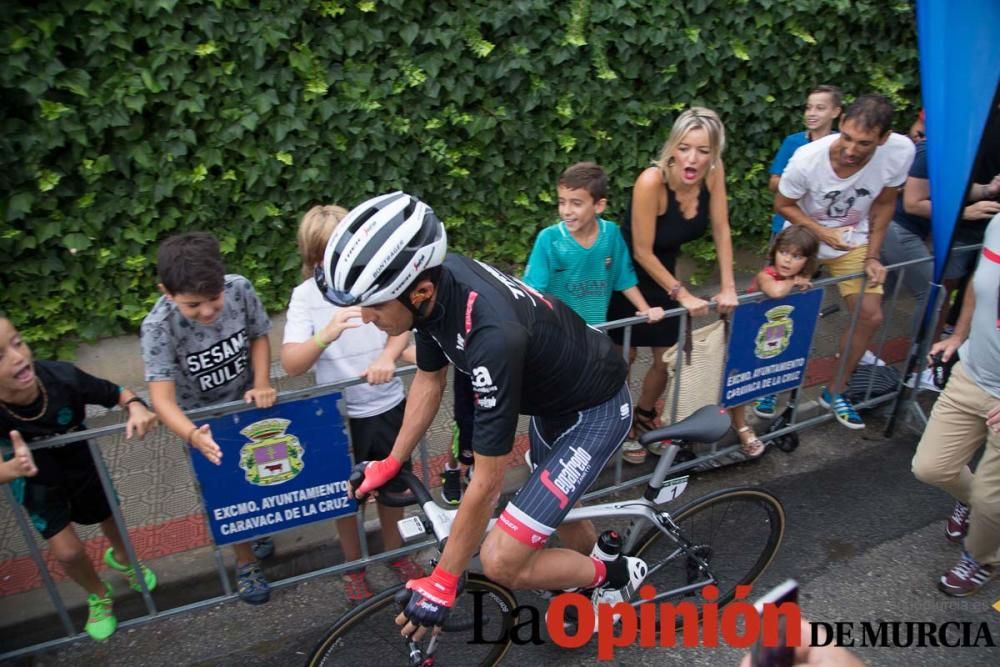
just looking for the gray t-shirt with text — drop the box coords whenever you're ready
[141,274,271,410]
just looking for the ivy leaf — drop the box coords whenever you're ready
[400,23,419,46]
[6,193,34,221]
[56,69,92,97]
[63,233,92,251]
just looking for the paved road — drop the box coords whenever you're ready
[21,408,1000,667]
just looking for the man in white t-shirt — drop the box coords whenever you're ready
[777,94,915,429]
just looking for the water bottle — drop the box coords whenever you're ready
[591,530,622,562]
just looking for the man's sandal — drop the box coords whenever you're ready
[736,426,766,460]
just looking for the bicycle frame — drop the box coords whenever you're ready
[400,442,715,606]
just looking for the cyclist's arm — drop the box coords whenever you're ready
[386,366,447,464]
[435,324,525,573]
[437,452,506,576]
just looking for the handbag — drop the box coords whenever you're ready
[660,316,730,423]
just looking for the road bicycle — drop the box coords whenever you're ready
[308,404,785,666]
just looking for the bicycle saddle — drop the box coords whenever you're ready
[638,404,730,446]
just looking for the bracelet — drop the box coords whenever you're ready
[863,256,880,263]
[124,396,149,410]
[668,282,684,299]
[186,426,198,445]
[313,332,329,350]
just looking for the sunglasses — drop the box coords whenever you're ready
[313,265,361,306]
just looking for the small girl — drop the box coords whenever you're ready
[280,205,425,605]
[732,226,819,459]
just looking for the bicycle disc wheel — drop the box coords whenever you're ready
[308,574,517,667]
[630,487,784,614]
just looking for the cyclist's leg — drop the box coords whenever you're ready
[481,383,632,591]
[528,416,595,554]
[555,507,597,555]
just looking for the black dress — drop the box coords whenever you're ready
[607,182,711,347]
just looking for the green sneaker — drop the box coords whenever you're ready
[85,582,117,642]
[103,547,157,592]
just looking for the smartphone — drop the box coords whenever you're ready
[750,579,799,667]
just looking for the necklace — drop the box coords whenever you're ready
[0,379,48,422]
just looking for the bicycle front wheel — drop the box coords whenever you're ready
[308,573,518,667]
[631,487,785,612]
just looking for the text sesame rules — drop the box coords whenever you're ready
[721,290,823,408]
[188,393,357,546]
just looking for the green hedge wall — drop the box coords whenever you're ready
[1,0,918,357]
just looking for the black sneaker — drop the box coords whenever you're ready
[441,468,463,505]
[251,537,275,560]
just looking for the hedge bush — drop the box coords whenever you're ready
[0,0,918,357]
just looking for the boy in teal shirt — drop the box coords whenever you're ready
[524,162,664,326]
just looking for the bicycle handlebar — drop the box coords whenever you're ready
[349,464,434,508]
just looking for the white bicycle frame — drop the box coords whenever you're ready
[398,443,716,604]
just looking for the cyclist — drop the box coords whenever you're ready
[318,192,647,639]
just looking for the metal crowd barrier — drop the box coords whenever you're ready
[0,243,978,659]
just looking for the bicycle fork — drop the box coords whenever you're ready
[405,635,438,667]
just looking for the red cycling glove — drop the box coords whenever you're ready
[355,456,402,497]
[401,565,461,628]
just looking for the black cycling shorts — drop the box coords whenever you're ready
[497,382,632,547]
[348,400,412,497]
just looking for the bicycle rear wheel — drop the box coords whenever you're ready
[630,487,784,614]
[308,573,517,667]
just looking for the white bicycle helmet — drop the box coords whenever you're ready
[316,191,447,306]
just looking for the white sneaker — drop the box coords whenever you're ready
[589,557,648,630]
[905,368,940,392]
[860,350,886,366]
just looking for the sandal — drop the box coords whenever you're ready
[622,441,647,464]
[736,426,766,460]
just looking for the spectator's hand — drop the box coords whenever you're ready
[318,306,364,347]
[985,173,1000,199]
[738,620,867,666]
[986,404,1000,434]
[863,257,886,287]
[9,431,38,478]
[189,424,222,465]
[713,287,739,315]
[677,291,710,317]
[793,275,813,290]
[361,356,396,385]
[638,306,666,323]
[929,336,963,364]
[125,402,158,439]
[244,385,277,409]
[962,200,1000,220]
[816,226,853,251]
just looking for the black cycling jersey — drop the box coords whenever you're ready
[415,254,628,457]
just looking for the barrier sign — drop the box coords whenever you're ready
[189,393,356,546]
[721,289,824,407]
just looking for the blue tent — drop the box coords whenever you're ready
[919,0,1000,285]
[887,0,1000,435]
